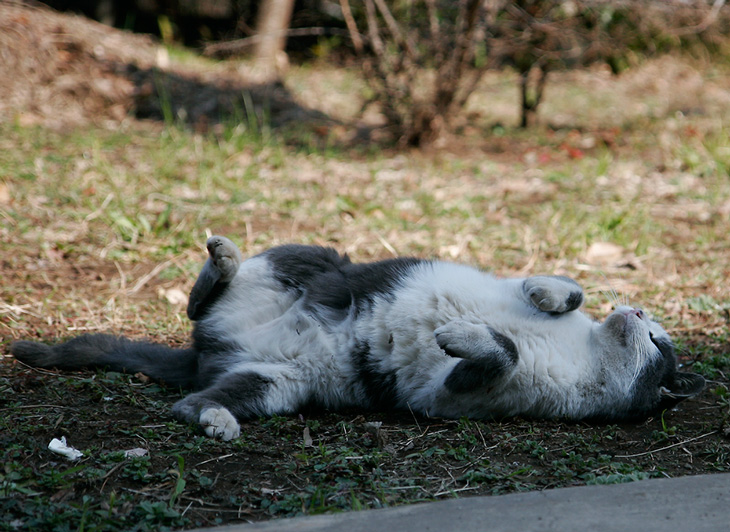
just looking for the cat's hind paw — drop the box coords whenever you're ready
[187,236,243,320]
[199,407,241,441]
[206,235,242,282]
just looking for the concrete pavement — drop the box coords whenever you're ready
[191,472,730,532]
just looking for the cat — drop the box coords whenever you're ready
[10,235,705,441]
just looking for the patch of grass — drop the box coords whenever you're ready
[677,331,730,379]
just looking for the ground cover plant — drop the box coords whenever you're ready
[2,5,730,531]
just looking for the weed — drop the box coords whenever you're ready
[169,455,187,506]
[121,456,152,482]
[516,439,548,460]
[687,349,730,380]
[134,501,188,528]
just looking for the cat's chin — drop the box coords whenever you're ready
[604,304,643,324]
[616,306,649,335]
[596,307,654,351]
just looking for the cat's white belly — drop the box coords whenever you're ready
[212,296,361,411]
[365,263,599,418]
[208,257,298,335]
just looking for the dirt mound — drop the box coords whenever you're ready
[0,1,159,127]
[0,1,326,130]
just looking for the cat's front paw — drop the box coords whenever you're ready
[439,321,519,394]
[435,320,507,360]
[199,407,240,441]
[436,320,476,359]
[523,276,583,314]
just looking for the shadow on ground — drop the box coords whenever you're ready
[0,2,331,134]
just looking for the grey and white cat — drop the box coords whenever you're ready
[11,236,704,440]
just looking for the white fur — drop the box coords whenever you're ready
[200,407,240,441]
[362,263,598,418]
[196,261,364,414]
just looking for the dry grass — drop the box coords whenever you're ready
[1,3,730,530]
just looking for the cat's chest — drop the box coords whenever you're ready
[374,265,539,333]
[364,265,596,375]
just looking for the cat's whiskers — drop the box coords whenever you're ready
[598,273,630,309]
[628,342,649,391]
[601,284,656,395]
[600,286,623,309]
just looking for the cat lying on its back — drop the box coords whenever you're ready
[11,236,705,440]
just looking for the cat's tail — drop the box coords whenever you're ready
[10,334,199,388]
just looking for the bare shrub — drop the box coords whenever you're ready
[340,0,492,146]
[342,0,729,144]
[487,0,730,128]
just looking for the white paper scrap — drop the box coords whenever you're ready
[48,436,84,460]
[123,448,148,458]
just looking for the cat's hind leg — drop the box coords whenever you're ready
[523,276,584,314]
[435,320,518,393]
[170,364,305,440]
[187,236,243,320]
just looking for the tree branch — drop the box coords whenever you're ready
[372,0,418,59]
[339,0,364,54]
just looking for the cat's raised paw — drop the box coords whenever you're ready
[524,276,584,314]
[199,407,241,441]
[187,236,243,320]
[435,320,513,361]
[206,235,242,282]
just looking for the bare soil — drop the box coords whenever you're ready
[3,318,729,529]
[1,2,729,531]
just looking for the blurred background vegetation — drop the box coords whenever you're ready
[35,0,730,144]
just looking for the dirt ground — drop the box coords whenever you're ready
[1,2,730,530]
[3,311,729,529]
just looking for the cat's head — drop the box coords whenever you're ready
[593,305,705,420]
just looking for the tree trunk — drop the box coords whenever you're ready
[253,0,295,80]
[519,65,548,128]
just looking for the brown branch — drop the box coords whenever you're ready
[364,0,385,57]
[372,0,418,59]
[424,0,442,44]
[669,0,727,36]
[436,0,483,113]
[452,56,500,112]
[339,0,364,54]
[615,431,717,459]
[359,0,416,136]
[203,27,350,57]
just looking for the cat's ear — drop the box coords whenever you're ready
[660,372,705,399]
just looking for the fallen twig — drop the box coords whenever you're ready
[615,431,717,459]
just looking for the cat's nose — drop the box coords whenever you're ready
[618,306,644,319]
